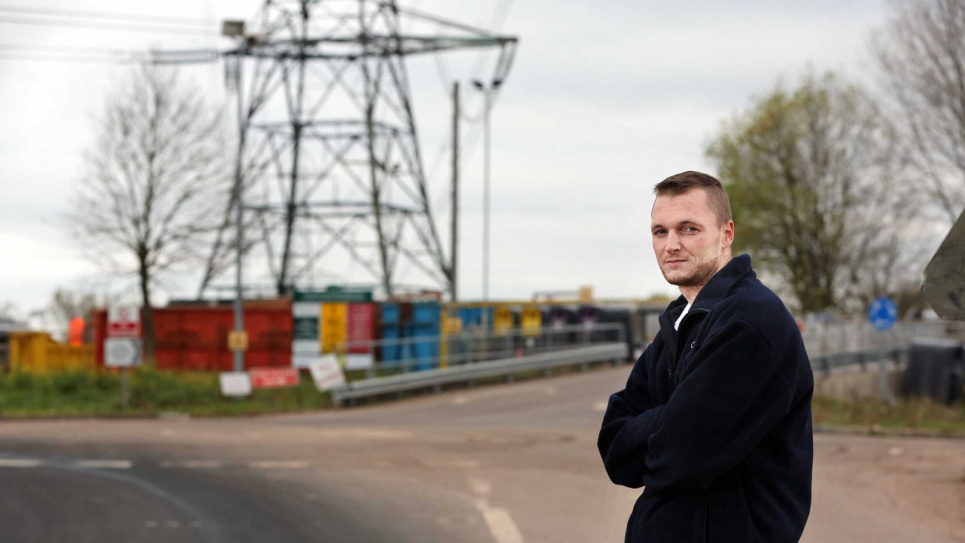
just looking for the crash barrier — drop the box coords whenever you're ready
[802,320,965,357]
[899,338,964,405]
[338,322,630,377]
[331,342,629,406]
[7,332,95,374]
[809,346,907,376]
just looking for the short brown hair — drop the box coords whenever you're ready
[653,171,732,226]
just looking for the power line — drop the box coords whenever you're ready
[0,15,217,36]
[0,43,220,64]
[0,5,214,27]
[0,52,132,64]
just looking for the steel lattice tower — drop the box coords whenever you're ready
[202,0,517,299]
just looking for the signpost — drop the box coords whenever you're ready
[868,296,898,331]
[868,296,898,400]
[106,306,142,408]
[104,338,142,367]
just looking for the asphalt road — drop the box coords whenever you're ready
[0,366,963,543]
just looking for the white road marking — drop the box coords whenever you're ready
[165,520,181,528]
[889,447,905,456]
[75,460,132,469]
[145,521,158,529]
[452,395,470,405]
[593,400,608,412]
[0,458,42,468]
[475,498,525,543]
[248,460,309,470]
[468,476,492,496]
[159,460,223,469]
[544,386,556,395]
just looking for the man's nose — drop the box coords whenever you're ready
[665,231,681,252]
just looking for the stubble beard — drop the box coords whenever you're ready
[660,253,721,288]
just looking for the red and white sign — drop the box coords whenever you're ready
[108,306,141,338]
[308,355,346,391]
[249,367,300,389]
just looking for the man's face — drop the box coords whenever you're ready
[651,188,734,289]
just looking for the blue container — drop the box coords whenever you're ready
[380,303,402,365]
[410,303,441,371]
[457,307,494,330]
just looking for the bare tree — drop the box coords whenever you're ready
[707,71,918,314]
[872,0,965,223]
[72,64,228,363]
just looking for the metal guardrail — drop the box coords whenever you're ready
[332,342,629,405]
[809,346,907,376]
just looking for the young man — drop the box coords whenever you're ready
[598,171,813,543]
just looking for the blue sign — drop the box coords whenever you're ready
[868,296,898,330]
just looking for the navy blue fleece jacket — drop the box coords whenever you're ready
[598,255,813,543]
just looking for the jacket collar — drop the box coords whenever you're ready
[662,254,755,318]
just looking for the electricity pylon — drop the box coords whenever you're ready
[201,0,517,299]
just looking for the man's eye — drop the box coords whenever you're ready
[683,227,698,233]
[653,230,666,236]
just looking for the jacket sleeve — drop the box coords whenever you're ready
[597,345,666,488]
[642,319,793,493]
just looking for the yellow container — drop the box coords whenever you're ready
[521,306,543,337]
[493,306,514,334]
[9,332,95,374]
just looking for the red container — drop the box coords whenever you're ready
[94,300,293,371]
[346,303,376,354]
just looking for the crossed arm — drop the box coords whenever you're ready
[598,320,793,492]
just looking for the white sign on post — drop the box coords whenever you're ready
[308,355,346,391]
[219,372,252,397]
[104,338,142,367]
[108,306,141,338]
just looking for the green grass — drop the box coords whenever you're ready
[812,395,965,433]
[0,368,332,417]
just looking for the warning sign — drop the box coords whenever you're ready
[249,367,300,389]
[108,306,140,338]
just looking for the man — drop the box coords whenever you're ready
[598,171,813,543]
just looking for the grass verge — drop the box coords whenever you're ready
[812,395,965,433]
[0,368,331,418]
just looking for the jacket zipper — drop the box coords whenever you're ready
[667,308,709,391]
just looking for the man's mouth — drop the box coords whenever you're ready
[664,259,688,266]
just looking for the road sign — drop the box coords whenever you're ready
[228,330,249,352]
[104,338,142,367]
[107,306,140,338]
[868,296,898,330]
[922,206,965,320]
[219,372,252,397]
[308,355,346,391]
[249,367,300,389]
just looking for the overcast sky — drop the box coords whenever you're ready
[0,0,893,318]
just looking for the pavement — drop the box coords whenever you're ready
[0,365,963,542]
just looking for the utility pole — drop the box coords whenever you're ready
[450,81,460,302]
[224,20,247,374]
[472,78,502,301]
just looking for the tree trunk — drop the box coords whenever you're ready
[139,262,155,367]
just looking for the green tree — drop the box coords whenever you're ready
[706,72,914,313]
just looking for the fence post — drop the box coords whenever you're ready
[878,355,889,401]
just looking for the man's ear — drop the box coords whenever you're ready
[721,220,735,248]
